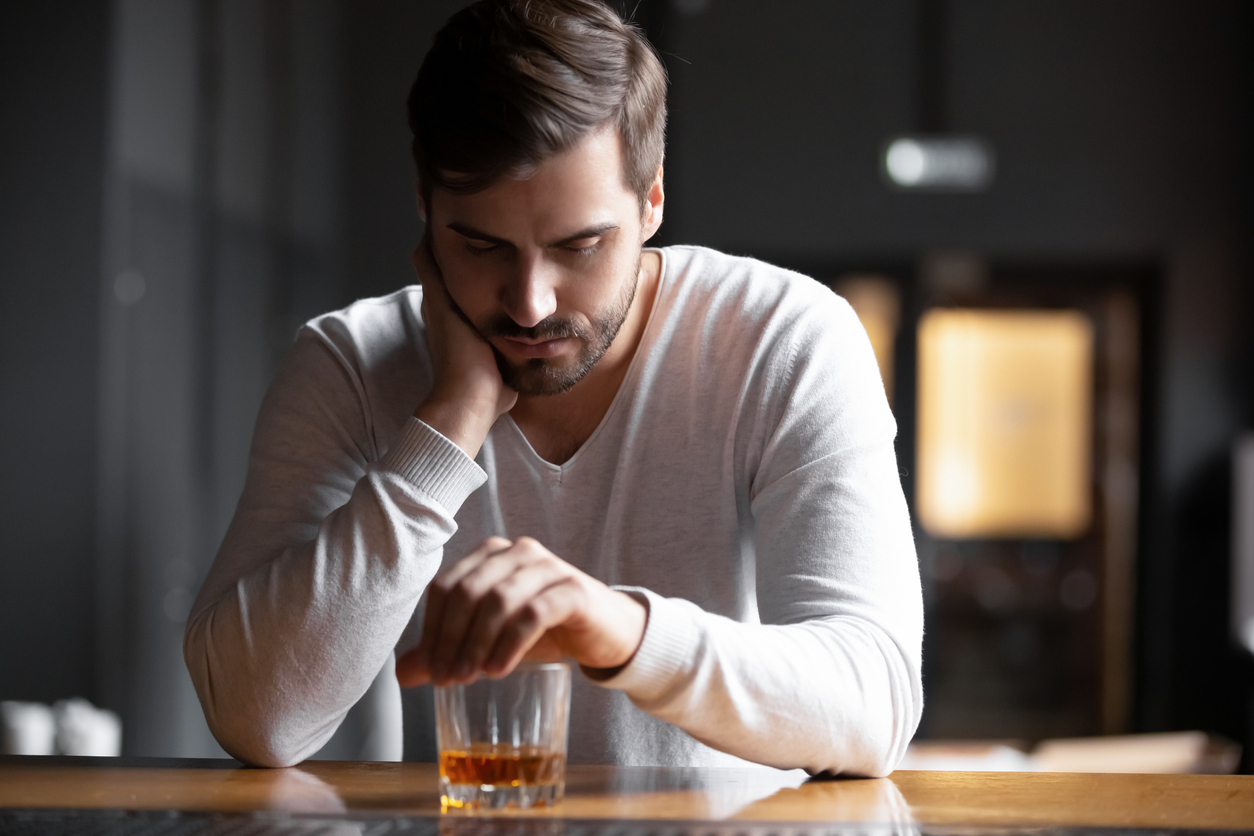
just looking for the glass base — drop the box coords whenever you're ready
[440,778,564,812]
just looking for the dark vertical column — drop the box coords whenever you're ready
[916,0,947,134]
[0,0,109,706]
[192,0,221,557]
[98,0,206,755]
[97,0,347,757]
[340,0,466,305]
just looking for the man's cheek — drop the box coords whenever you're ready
[440,273,495,337]
[573,258,624,303]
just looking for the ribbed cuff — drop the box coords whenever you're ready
[587,587,700,702]
[380,417,487,513]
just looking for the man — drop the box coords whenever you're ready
[185,0,922,775]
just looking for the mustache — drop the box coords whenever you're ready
[482,314,587,342]
[435,281,588,344]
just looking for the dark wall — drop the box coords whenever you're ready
[661,0,1251,258]
[0,1,109,704]
[661,0,918,255]
[95,0,351,757]
[341,0,465,302]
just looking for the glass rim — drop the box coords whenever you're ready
[432,660,571,691]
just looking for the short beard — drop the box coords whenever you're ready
[445,252,643,397]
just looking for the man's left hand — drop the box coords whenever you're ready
[395,537,648,687]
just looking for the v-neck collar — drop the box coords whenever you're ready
[501,247,670,473]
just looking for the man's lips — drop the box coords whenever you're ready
[496,335,579,359]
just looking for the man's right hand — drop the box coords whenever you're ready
[412,234,517,458]
[396,536,648,687]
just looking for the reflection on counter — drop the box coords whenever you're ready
[900,731,1241,774]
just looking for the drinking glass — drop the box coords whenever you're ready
[434,662,571,811]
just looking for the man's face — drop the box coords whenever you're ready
[425,127,661,396]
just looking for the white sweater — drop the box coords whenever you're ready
[184,245,923,775]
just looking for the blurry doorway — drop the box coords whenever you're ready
[832,255,1153,741]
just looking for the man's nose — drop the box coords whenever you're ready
[501,255,558,328]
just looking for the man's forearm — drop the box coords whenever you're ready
[592,591,921,777]
[185,418,485,767]
[415,394,499,459]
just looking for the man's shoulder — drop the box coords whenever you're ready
[654,246,890,445]
[661,245,854,334]
[300,286,425,370]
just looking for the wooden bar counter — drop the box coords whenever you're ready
[1,757,1252,831]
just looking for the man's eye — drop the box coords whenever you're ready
[465,241,500,257]
[565,239,601,257]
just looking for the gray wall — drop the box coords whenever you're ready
[94,0,349,756]
[340,0,466,302]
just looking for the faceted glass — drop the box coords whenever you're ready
[434,662,571,811]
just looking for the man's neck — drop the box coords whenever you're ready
[509,249,662,464]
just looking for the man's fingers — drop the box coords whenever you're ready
[419,537,513,681]
[429,537,514,611]
[455,557,573,679]
[434,537,513,594]
[484,578,585,676]
[430,551,525,681]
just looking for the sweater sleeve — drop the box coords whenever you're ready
[595,289,923,777]
[183,325,485,767]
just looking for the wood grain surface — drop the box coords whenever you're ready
[1,757,1251,828]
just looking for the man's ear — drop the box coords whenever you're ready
[415,177,429,223]
[641,165,665,241]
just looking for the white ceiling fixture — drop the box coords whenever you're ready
[883,136,996,191]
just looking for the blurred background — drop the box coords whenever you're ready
[1,0,1252,770]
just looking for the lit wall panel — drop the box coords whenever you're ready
[917,309,1094,539]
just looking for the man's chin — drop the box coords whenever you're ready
[494,353,589,398]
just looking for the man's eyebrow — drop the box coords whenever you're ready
[444,221,619,248]
[548,223,619,247]
[446,222,512,246]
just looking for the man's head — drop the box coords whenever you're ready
[408,0,668,396]
[408,0,666,212]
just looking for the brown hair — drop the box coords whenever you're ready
[408,0,667,210]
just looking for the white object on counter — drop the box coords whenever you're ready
[1234,434,1254,655]
[54,698,122,757]
[897,741,1036,772]
[1,701,56,755]
[1,698,122,756]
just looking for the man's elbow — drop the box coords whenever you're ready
[215,722,310,768]
[183,630,320,768]
[199,693,326,768]
[809,689,917,778]
[807,735,905,779]
[862,741,907,778]
[189,690,302,767]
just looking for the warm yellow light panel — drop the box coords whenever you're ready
[916,309,1094,539]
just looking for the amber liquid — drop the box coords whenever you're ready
[439,744,565,787]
